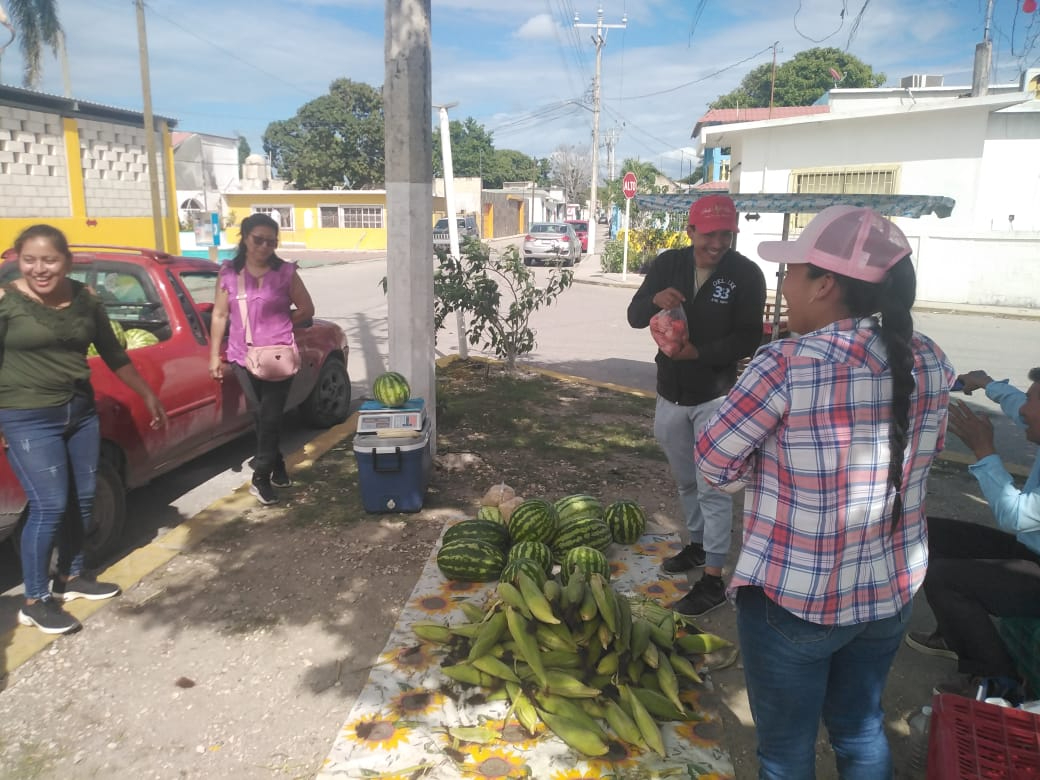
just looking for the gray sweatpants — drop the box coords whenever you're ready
[653,395,733,570]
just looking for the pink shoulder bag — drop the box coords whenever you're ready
[236,271,300,381]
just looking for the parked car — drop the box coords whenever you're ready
[433,215,479,252]
[565,220,589,252]
[0,245,352,564]
[522,223,581,266]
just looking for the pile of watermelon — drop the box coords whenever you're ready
[87,321,159,356]
[435,484,648,584]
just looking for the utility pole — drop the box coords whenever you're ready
[434,101,468,360]
[385,0,436,442]
[135,0,165,251]
[604,126,621,181]
[574,5,626,256]
[768,41,779,118]
[972,0,995,97]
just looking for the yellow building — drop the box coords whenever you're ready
[223,190,448,251]
[0,84,179,252]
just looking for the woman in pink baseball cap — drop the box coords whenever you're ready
[695,206,956,778]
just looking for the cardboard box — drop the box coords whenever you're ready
[353,419,432,513]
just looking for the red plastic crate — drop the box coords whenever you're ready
[928,694,1040,779]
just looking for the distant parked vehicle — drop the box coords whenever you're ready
[522,223,580,267]
[565,220,589,252]
[433,215,479,252]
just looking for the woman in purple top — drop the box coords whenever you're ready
[208,213,315,505]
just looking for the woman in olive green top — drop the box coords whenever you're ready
[0,224,167,635]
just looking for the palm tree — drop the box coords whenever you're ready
[0,0,63,88]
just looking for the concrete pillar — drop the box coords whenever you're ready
[384,0,436,444]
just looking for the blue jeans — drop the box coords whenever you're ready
[654,395,732,568]
[0,394,100,600]
[736,586,911,780]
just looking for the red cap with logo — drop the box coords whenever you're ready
[688,195,739,233]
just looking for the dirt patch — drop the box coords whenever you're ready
[0,359,995,778]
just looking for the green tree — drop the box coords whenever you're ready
[432,116,495,179]
[263,78,384,189]
[0,0,62,87]
[710,47,885,109]
[600,158,666,220]
[485,148,543,189]
[236,134,251,176]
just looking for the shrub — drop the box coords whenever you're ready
[600,228,689,273]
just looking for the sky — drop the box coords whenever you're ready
[2,0,1038,181]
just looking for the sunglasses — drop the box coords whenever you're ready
[250,234,278,248]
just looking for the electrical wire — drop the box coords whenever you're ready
[545,0,582,97]
[689,0,708,47]
[844,0,871,51]
[141,0,318,98]
[793,0,847,44]
[619,44,776,100]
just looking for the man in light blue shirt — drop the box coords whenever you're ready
[905,368,1040,702]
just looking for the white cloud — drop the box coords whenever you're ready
[515,14,559,42]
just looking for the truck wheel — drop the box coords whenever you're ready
[302,357,351,428]
[84,459,127,568]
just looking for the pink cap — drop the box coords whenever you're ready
[688,195,739,233]
[757,206,912,283]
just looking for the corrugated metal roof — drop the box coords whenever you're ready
[0,84,178,127]
[692,106,828,137]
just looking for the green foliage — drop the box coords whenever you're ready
[600,158,667,223]
[434,241,573,371]
[4,0,62,87]
[431,116,546,188]
[236,135,251,173]
[600,228,689,274]
[710,47,885,109]
[262,78,384,189]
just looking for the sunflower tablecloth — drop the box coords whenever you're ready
[317,531,735,779]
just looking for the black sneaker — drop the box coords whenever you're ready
[905,630,957,661]
[53,576,121,602]
[271,458,292,488]
[18,598,82,634]
[661,543,707,575]
[250,474,278,505]
[672,574,727,617]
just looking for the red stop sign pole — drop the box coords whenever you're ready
[622,172,637,280]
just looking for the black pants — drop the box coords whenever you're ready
[924,516,1040,678]
[232,364,292,476]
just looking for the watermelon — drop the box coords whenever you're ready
[507,540,553,575]
[560,546,610,584]
[442,519,511,551]
[109,320,128,348]
[476,506,504,525]
[508,499,559,545]
[554,494,604,524]
[372,371,410,408]
[436,539,506,582]
[604,500,647,545]
[551,516,613,562]
[124,328,159,349]
[500,558,547,588]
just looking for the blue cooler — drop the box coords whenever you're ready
[353,419,432,513]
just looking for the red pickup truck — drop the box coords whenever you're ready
[0,245,351,565]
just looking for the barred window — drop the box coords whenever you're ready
[341,206,383,229]
[320,206,340,228]
[789,166,898,229]
[251,205,294,230]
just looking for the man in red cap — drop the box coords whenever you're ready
[627,194,766,616]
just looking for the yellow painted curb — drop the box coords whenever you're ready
[2,413,359,677]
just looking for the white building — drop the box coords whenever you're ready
[696,70,1040,308]
[172,132,241,227]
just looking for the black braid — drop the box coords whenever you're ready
[808,256,917,530]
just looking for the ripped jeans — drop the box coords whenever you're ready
[0,394,100,600]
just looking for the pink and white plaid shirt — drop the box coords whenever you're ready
[695,317,956,626]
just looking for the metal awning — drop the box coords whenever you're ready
[632,192,957,340]
[634,193,955,219]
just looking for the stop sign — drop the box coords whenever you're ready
[622,172,637,199]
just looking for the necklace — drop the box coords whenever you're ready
[693,266,712,297]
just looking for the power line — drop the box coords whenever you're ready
[689,0,708,47]
[141,0,318,98]
[793,0,848,44]
[618,44,776,101]
[844,0,871,50]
